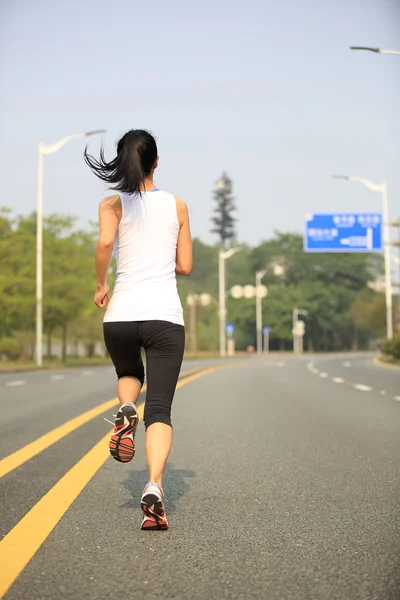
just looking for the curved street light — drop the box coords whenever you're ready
[36,129,106,366]
[350,46,400,56]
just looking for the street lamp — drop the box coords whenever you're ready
[36,129,106,367]
[256,270,267,354]
[332,175,393,340]
[219,247,241,357]
[350,46,400,56]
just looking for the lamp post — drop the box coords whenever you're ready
[332,175,393,340]
[219,247,241,357]
[36,129,106,367]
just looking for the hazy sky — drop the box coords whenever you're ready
[1,0,399,249]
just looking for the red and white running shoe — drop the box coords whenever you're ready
[108,403,138,463]
[141,482,169,530]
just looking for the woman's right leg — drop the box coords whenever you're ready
[103,321,145,404]
[117,377,142,408]
[103,321,144,462]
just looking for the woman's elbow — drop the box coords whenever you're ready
[176,262,193,276]
[97,238,114,251]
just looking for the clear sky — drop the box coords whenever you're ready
[1,0,399,249]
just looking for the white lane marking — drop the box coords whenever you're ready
[354,384,372,392]
[332,377,345,383]
[82,370,93,376]
[307,362,314,371]
[264,360,286,366]
[380,390,386,396]
[342,361,352,368]
[50,374,65,381]
[319,372,329,378]
[6,380,26,387]
[394,396,400,402]
[313,368,319,374]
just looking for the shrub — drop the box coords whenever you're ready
[381,334,400,360]
[0,336,23,361]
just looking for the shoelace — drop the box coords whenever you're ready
[103,413,118,426]
[103,408,138,427]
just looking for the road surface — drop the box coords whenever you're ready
[0,353,399,599]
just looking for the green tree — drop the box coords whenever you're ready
[43,218,96,360]
[69,305,105,357]
[0,212,36,337]
[351,288,386,339]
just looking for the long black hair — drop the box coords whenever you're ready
[84,129,158,195]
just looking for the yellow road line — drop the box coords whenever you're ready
[0,366,203,480]
[0,364,226,598]
[0,398,120,480]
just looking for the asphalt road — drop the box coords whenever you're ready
[0,354,399,600]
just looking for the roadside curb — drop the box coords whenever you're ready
[373,357,400,370]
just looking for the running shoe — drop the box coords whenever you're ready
[141,482,169,530]
[108,403,138,463]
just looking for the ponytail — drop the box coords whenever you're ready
[84,129,158,195]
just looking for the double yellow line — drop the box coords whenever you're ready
[0,364,225,598]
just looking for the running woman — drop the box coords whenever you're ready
[84,130,193,530]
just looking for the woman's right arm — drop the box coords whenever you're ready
[175,197,193,276]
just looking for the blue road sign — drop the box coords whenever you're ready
[304,212,382,253]
[226,323,235,339]
[263,326,270,334]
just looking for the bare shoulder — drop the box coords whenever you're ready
[175,196,189,224]
[175,196,188,211]
[99,194,121,213]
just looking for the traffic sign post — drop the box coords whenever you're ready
[292,309,307,354]
[225,323,235,339]
[225,323,235,357]
[263,326,270,354]
[304,212,382,253]
[292,320,306,354]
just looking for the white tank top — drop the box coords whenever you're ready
[103,189,184,326]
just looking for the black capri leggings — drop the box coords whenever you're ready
[103,320,185,430]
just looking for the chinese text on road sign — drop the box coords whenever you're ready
[304,213,382,253]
